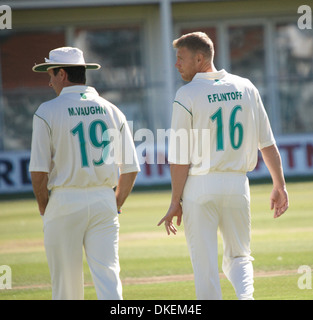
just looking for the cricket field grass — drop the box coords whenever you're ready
[0,180,312,300]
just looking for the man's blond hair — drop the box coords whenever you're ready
[173,32,215,61]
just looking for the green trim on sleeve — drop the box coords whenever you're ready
[174,100,192,116]
[34,113,52,132]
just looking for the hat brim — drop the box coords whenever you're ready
[32,63,101,72]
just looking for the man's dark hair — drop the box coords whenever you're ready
[53,66,86,84]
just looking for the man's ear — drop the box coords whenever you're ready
[196,52,204,64]
[58,68,68,81]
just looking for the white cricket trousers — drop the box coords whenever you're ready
[42,186,122,300]
[182,172,254,300]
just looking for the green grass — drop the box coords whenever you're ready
[0,180,313,300]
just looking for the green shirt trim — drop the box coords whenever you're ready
[174,100,192,116]
[34,113,51,132]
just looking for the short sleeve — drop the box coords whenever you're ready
[118,120,141,174]
[168,88,193,164]
[29,114,52,173]
[255,90,276,149]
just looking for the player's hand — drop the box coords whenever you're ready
[157,201,182,235]
[270,187,289,218]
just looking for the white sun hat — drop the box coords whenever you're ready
[32,47,101,72]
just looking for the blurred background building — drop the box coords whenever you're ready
[0,0,312,194]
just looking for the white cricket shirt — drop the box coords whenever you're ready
[168,70,275,175]
[29,85,140,190]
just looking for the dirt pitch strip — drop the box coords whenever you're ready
[11,269,297,291]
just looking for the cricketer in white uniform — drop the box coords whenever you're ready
[158,32,289,300]
[30,47,140,300]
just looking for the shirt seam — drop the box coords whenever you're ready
[174,100,192,116]
[34,113,51,132]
